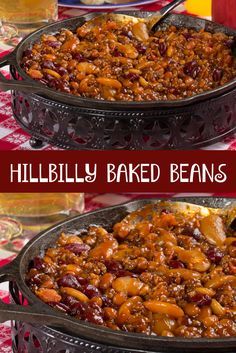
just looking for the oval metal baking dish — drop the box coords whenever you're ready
[0,197,235,353]
[0,12,236,150]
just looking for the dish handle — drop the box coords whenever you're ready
[0,51,51,95]
[0,261,88,335]
[0,51,85,107]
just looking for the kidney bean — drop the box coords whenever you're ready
[181,226,193,236]
[159,42,167,56]
[225,38,235,48]
[81,284,101,299]
[47,78,60,89]
[136,43,147,54]
[206,248,224,264]
[115,270,138,278]
[104,260,123,273]
[57,80,71,93]
[28,273,43,286]
[41,60,56,70]
[23,49,33,58]
[70,301,87,317]
[57,274,82,289]
[62,295,79,308]
[57,66,68,76]
[33,256,45,270]
[76,276,89,285]
[189,293,212,307]
[45,40,61,48]
[169,260,185,269]
[70,301,104,325]
[123,73,140,81]
[184,61,201,79]
[213,68,223,82]
[84,306,104,325]
[160,208,171,214]
[64,243,90,254]
[121,30,133,39]
[101,295,113,307]
[113,48,123,57]
[69,73,76,81]
[73,52,85,61]
[183,33,193,40]
[44,73,55,81]
[182,227,202,241]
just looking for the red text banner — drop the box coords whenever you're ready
[0,151,235,193]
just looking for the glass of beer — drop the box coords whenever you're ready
[0,193,84,244]
[0,0,58,44]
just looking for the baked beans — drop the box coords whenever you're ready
[21,18,236,101]
[26,203,236,338]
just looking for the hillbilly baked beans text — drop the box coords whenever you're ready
[10,163,227,184]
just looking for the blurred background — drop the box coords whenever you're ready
[0,0,235,46]
[0,193,84,251]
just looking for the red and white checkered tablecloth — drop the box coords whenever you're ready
[0,2,236,150]
[1,191,236,352]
